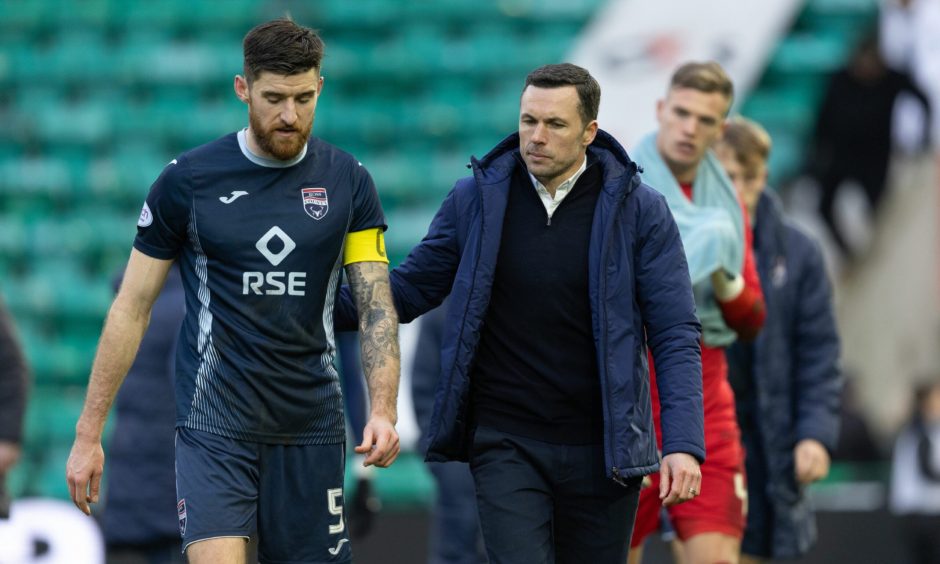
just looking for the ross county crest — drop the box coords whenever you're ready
[302,187,329,220]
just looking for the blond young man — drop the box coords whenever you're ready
[630,62,767,564]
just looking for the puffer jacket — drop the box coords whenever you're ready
[337,130,705,481]
[728,191,842,558]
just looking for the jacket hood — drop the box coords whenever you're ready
[470,129,640,195]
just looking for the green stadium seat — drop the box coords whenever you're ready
[366,153,415,205]
[6,259,112,324]
[0,154,72,204]
[318,34,372,81]
[115,30,178,83]
[401,0,503,24]
[180,98,245,147]
[462,24,525,75]
[473,81,524,136]
[429,150,471,193]
[10,86,67,126]
[49,0,111,29]
[117,0,192,31]
[2,42,54,86]
[45,30,115,84]
[0,218,28,262]
[414,81,473,142]
[0,33,30,84]
[20,327,98,387]
[767,32,853,76]
[312,0,401,30]
[741,89,818,131]
[383,206,439,265]
[386,25,451,78]
[0,0,50,33]
[23,386,87,450]
[805,0,878,15]
[32,445,74,500]
[516,22,584,66]
[764,128,805,187]
[4,457,32,498]
[109,143,175,199]
[189,0,263,32]
[145,40,224,85]
[37,98,113,146]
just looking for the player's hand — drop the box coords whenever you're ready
[65,436,105,516]
[355,415,400,468]
[794,438,830,485]
[659,452,701,507]
[710,269,744,302]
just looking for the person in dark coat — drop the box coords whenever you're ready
[810,33,931,257]
[717,117,843,562]
[337,63,705,564]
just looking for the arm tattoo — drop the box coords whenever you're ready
[346,262,400,418]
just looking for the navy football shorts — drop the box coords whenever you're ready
[175,427,350,563]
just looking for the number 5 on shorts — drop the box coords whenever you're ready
[328,488,345,534]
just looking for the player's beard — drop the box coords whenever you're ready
[249,108,313,161]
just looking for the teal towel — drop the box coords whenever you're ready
[632,132,744,347]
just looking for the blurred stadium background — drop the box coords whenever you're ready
[0,0,938,561]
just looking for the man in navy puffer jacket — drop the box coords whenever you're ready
[338,63,705,564]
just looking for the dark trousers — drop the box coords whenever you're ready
[900,514,940,564]
[816,160,888,256]
[470,426,642,564]
[740,425,775,558]
[427,461,487,564]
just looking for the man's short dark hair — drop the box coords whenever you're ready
[524,63,601,128]
[243,18,324,83]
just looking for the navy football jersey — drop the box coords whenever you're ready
[134,130,386,445]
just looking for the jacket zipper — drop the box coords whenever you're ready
[599,173,633,485]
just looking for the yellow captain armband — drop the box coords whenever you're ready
[343,227,389,265]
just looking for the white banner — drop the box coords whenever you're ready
[571,0,803,149]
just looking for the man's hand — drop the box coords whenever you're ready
[794,438,830,485]
[0,441,22,476]
[355,415,400,468]
[65,436,105,515]
[659,452,702,506]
